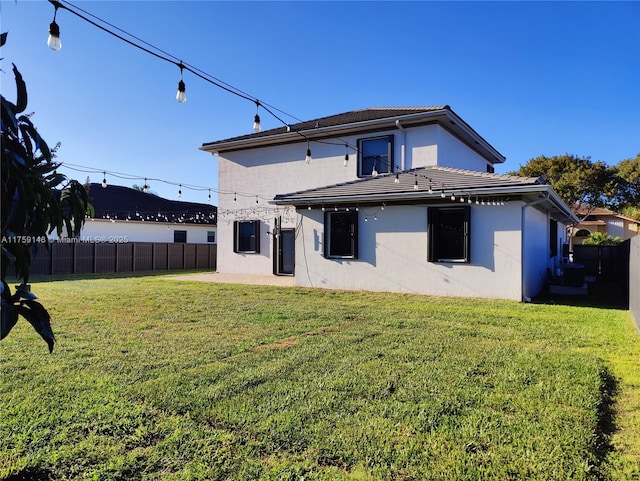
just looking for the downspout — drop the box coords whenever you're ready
[521,191,550,302]
[395,120,406,170]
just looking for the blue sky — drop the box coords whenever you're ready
[2,1,639,205]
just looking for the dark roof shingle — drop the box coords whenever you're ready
[273,166,543,204]
[202,106,450,147]
[87,184,216,224]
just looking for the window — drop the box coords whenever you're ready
[207,231,216,243]
[358,135,393,177]
[428,207,470,263]
[324,211,358,259]
[234,220,260,253]
[174,230,187,243]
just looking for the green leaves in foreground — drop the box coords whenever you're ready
[1,281,55,352]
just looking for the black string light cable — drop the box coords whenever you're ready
[59,161,273,203]
[51,0,487,210]
[46,0,392,164]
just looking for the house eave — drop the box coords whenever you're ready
[273,184,578,225]
[201,109,506,164]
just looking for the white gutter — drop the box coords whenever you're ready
[201,110,449,154]
[273,184,577,222]
[201,109,505,162]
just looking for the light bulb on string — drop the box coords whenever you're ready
[47,2,62,51]
[344,145,349,167]
[101,172,107,188]
[413,174,419,191]
[208,190,212,202]
[372,164,378,178]
[143,179,149,193]
[178,185,182,198]
[176,63,187,103]
[253,101,261,132]
[305,141,312,164]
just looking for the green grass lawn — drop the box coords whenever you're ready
[1,275,639,480]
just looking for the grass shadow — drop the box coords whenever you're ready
[3,467,54,481]
[20,269,216,284]
[533,279,628,310]
[593,366,619,480]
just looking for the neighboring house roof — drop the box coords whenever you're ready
[87,183,216,224]
[573,205,640,224]
[201,106,506,164]
[273,166,579,224]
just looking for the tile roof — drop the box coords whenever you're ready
[202,106,451,147]
[273,166,543,204]
[87,183,216,224]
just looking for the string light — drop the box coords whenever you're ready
[208,189,212,202]
[43,0,425,162]
[253,101,261,132]
[176,63,187,103]
[178,184,182,197]
[143,178,149,193]
[344,144,349,167]
[414,174,419,190]
[47,1,62,51]
[395,173,400,184]
[101,171,107,188]
[372,163,378,178]
[305,141,312,164]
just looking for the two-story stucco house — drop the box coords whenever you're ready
[201,106,578,301]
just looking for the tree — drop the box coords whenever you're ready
[611,153,640,212]
[1,32,89,352]
[509,154,615,211]
[582,232,622,246]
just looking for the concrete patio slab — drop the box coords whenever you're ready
[166,272,295,287]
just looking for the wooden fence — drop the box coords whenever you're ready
[28,242,217,276]
[572,242,630,280]
[630,236,640,333]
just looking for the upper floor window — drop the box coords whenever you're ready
[234,220,260,253]
[358,135,393,177]
[428,206,471,263]
[174,230,187,243]
[207,231,216,243]
[324,211,358,259]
